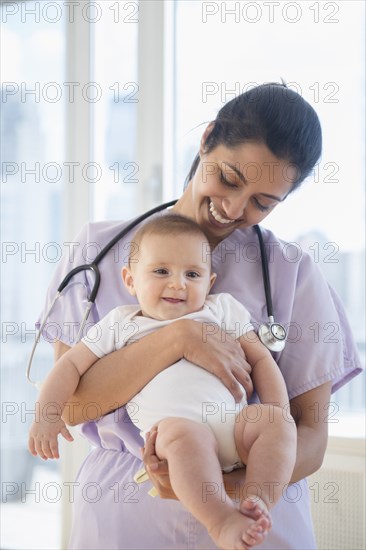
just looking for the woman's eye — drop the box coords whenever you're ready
[252,198,272,212]
[220,172,238,189]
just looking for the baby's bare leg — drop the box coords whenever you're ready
[155,417,269,549]
[234,404,297,515]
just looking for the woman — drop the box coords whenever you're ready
[38,83,362,549]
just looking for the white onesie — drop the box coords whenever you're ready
[82,293,253,472]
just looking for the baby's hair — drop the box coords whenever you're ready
[127,213,211,267]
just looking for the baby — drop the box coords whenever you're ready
[29,213,296,550]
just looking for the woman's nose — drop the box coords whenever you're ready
[221,196,247,220]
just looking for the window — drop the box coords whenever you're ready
[1,2,65,548]
[92,2,139,221]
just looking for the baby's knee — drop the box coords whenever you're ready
[156,418,217,453]
[262,404,296,441]
[155,417,188,441]
[240,404,295,438]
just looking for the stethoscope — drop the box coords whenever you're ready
[26,199,287,388]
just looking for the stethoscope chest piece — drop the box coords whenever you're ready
[258,321,287,353]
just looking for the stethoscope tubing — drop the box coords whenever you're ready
[254,224,274,319]
[26,200,286,387]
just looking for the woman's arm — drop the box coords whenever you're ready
[61,319,253,426]
[61,322,183,425]
[289,380,332,482]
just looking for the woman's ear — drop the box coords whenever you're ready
[121,266,136,296]
[199,122,215,157]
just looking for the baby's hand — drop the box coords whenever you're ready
[28,417,74,460]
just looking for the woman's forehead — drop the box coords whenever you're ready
[212,142,296,190]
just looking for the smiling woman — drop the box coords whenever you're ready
[176,83,321,247]
[184,141,295,244]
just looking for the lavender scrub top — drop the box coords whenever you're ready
[37,213,362,550]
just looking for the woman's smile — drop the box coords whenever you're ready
[209,200,237,225]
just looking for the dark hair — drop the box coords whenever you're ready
[185,82,322,190]
[128,213,211,266]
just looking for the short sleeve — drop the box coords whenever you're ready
[277,251,363,399]
[207,293,254,335]
[325,284,363,392]
[81,309,119,358]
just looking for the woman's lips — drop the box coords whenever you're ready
[209,200,236,225]
[208,201,236,228]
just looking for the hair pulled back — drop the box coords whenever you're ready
[186,82,322,190]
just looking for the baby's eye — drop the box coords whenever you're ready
[154,268,169,275]
[186,271,200,279]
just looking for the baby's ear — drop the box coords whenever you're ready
[121,266,136,296]
[208,272,217,292]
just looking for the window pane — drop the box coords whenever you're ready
[1,2,65,548]
[92,1,139,222]
[174,0,365,422]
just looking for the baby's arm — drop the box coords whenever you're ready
[28,342,99,460]
[238,332,289,408]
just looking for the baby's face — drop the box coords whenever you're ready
[123,232,216,320]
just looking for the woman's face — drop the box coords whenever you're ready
[182,139,296,246]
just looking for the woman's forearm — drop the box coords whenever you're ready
[290,423,328,483]
[289,382,331,483]
[63,322,184,426]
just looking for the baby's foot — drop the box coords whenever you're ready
[240,496,272,531]
[209,508,269,550]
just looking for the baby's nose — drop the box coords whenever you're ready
[169,275,186,289]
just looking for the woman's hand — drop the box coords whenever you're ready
[176,319,253,402]
[142,430,254,510]
[141,429,177,500]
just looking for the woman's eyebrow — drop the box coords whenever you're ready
[223,162,247,183]
[259,192,283,202]
[224,162,285,202]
